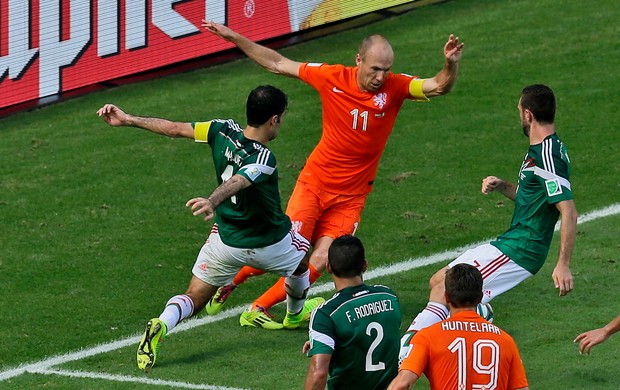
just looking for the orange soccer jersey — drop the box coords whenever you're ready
[400,311,529,390]
[297,63,423,195]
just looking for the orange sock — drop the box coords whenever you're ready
[309,263,323,284]
[233,266,266,286]
[253,264,323,310]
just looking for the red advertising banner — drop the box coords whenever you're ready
[0,0,415,111]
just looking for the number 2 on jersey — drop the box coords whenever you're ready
[365,322,386,372]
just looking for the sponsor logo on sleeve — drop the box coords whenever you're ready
[245,167,261,181]
[545,179,563,196]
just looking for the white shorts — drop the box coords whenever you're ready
[448,243,533,303]
[192,225,310,287]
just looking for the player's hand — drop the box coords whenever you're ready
[552,263,573,296]
[574,328,609,354]
[302,340,311,355]
[96,104,128,127]
[444,34,464,63]
[186,197,215,221]
[481,176,503,194]
[201,20,236,41]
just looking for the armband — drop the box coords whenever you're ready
[193,121,212,143]
[408,78,430,101]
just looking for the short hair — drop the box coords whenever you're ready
[246,85,288,127]
[445,264,483,308]
[328,235,365,278]
[358,34,391,60]
[521,84,556,124]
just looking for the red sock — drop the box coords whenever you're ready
[232,266,266,286]
[253,264,323,310]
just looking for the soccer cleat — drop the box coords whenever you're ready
[137,318,167,371]
[283,297,326,330]
[205,284,237,315]
[239,306,283,330]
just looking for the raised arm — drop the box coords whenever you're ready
[202,20,302,78]
[481,176,517,201]
[552,199,577,296]
[186,174,251,220]
[96,104,194,138]
[421,34,464,97]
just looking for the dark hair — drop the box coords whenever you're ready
[328,235,365,278]
[521,84,556,124]
[246,85,287,127]
[445,264,483,308]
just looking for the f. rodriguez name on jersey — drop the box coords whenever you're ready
[345,299,395,323]
[441,320,501,334]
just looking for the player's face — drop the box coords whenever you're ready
[356,44,393,92]
[518,98,531,137]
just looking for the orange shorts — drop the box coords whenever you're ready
[286,180,368,244]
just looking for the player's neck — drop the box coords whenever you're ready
[243,126,270,144]
[449,307,477,316]
[333,276,364,292]
[529,122,555,145]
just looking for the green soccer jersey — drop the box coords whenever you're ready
[491,133,573,274]
[192,119,291,248]
[308,284,401,390]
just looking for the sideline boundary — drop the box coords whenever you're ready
[2,203,619,386]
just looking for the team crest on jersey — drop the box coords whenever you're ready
[545,179,563,196]
[373,92,387,109]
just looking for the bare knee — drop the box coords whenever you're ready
[309,237,333,272]
[429,267,448,289]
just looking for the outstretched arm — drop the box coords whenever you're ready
[186,174,251,220]
[575,315,620,354]
[481,176,517,201]
[421,34,464,97]
[552,199,577,296]
[202,20,302,78]
[96,104,194,139]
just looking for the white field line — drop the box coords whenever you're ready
[31,368,248,390]
[2,202,619,386]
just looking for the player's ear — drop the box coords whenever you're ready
[361,259,368,273]
[326,260,333,274]
[355,53,362,66]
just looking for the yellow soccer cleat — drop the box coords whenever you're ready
[137,318,167,371]
[239,306,283,330]
[283,297,326,330]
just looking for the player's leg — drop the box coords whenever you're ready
[282,245,326,329]
[239,229,313,329]
[248,181,322,312]
[399,244,533,364]
[137,277,219,371]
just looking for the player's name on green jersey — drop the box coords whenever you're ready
[345,298,396,323]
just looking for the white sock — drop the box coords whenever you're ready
[284,270,310,314]
[406,302,449,333]
[159,294,194,332]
